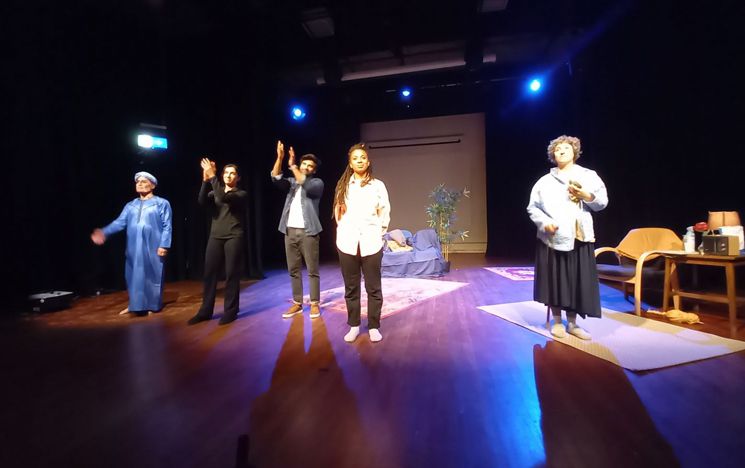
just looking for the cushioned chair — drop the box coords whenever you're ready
[382,228,447,278]
[595,227,683,315]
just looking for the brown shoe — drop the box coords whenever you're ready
[310,303,321,319]
[282,303,303,318]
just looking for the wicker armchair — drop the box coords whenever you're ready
[595,228,683,315]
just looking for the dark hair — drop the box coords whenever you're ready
[546,135,582,164]
[333,143,373,218]
[223,164,240,175]
[300,153,321,167]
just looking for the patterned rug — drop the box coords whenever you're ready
[478,300,745,371]
[484,266,535,281]
[312,277,468,320]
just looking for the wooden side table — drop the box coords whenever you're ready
[662,253,745,337]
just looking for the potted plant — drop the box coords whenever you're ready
[425,184,470,267]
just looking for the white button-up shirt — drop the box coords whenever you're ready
[336,177,390,256]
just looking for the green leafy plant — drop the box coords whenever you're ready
[425,184,470,261]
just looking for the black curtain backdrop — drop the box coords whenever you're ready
[7,1,743,314]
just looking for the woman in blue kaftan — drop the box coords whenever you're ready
[92,172,172,313]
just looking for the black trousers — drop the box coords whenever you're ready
[338,246,383,329]
[285,227,320,304]
[198,236,244,319]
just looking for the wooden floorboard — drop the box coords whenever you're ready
[2,254,744,468]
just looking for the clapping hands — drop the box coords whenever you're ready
[288,145,296,167]
[276,140,285,160]
[276,140,296,169]
[201,157,217,181]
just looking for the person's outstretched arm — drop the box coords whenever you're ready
[92,204,130,245]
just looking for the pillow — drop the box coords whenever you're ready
[388,229,407,247]
[386,240,413,252]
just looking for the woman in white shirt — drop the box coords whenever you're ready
[527,135,608,340]
[333,143,390,343]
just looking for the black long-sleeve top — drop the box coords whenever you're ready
[198,176,248,239]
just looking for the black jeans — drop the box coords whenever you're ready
[285,227,320,304]
[198,236,244,319]
[338,246,383,330]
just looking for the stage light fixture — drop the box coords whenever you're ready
[401,87,412,98]
[528,79,542,92]
[137,134,168,150]
[138,134,153,148]
[137,123,168,152]
[291,106,307,121]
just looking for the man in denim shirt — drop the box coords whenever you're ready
[272,140,324,318]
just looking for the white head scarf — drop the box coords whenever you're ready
[134,171,158,186]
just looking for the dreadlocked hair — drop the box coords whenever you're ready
[333,143,374,218]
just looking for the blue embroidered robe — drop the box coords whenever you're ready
[103,196,172,311]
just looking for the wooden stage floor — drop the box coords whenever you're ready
[3,254,744,468]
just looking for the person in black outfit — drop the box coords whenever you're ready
[188,158,248,325]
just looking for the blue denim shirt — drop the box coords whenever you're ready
[272,173,324,236]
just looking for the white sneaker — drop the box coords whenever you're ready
[550,322,567,338]
[568,324,592,340]
[344,326,360,343]
[369,328,383,342]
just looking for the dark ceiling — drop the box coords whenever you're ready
[123,0,618,87]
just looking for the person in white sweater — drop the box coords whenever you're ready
[527,135,608,340]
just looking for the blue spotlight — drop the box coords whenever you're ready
[528,79,542,93]
[291,106,306,121]
[400,87,412,98]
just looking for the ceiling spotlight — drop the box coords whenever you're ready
[291,106,306,121]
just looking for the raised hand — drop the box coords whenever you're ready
[200,157,212,171]
[201,157,216,180]
[288,146,296,167]
[276,140,285,160]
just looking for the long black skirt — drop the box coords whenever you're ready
[533,240,602,318]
